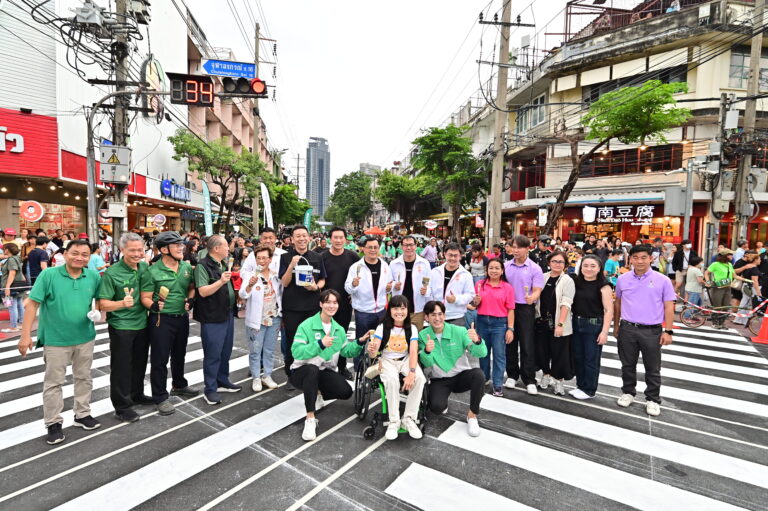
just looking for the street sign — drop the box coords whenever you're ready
[425,220,438,230]
[202,59,256,79]
[20,201,44,222]
[99,145,131,184]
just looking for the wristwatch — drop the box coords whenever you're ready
[506,327,514,331]
[664,329,673,335]
[409,367,416,373]
[557,322,564,327]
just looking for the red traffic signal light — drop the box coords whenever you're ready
[222,77,268,98]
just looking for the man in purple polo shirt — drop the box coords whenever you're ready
[503,235,544,395]
[422,238,438,269]
[613,244,675,417]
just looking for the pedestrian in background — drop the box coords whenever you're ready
[1,244,26,333]
[705,249,735,330]
[421,238,438,268]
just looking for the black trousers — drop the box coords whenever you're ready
[148,313,190,403]
[428,368,485,415]
[534,319,574,380]
[335,303,353,371]
[290,364,352,412]
[282,308,318,376]
[108,326,150,411]
[617,321,663,403]
[507,304,536,385]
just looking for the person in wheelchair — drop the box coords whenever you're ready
[291,289,364,441]
[365,295,426,440]
[418,300,487,437]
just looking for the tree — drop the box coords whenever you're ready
[324,203,347,228]
[411,125,487,241]
[328,171,373,229]
[168,129,271,232]
[542,80,691,235]
[266,182,310,226]
[374,170,437,226]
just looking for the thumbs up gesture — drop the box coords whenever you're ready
[468,322,480,344]
[321,334,334,348]
[446,290,456,303]
[122,288,135,308]
[425,334,435,353]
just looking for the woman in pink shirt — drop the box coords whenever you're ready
[474,258,515,396]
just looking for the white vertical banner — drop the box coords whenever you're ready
[260,183,274,229]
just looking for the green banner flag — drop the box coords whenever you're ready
[303,208,313,229]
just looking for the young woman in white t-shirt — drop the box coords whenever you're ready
[366,294,426,440]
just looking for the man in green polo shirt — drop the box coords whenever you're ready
[98,232,152,423]
[140,231,197,416]
[18,239,101,446]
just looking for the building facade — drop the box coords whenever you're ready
[306,137,330,218]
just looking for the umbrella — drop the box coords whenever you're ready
[364,226,387,236]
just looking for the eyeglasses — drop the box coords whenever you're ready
[550,260,566,265]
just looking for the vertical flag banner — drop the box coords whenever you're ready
[202,181,214,236]
[303,208,313,229]
[260,182,274,228]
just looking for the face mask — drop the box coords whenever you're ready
[684,244,692,249]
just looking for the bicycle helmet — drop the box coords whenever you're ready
[154,231,184,249]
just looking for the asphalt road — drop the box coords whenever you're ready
[0,317,766,511]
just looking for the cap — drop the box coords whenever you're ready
[346,235,353,240]
[719,248,735,256]
[78,233,89,239]
[4,228,16,236]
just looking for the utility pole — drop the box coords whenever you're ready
[110,0,130,257]
[486,0,512,249]
[733,0,764,246]
[295,153,304,198]
[252,22,261,237]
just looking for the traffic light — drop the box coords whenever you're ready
[222,77,269,98]
[166,73,214,106]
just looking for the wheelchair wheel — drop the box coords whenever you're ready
[353,358,372,421]
[679,307,705,328]
[363,425,376,440]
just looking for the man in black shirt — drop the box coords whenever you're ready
[321,227,359,379]
[581,234,597,255]
[279,225,327,387]
[28,237,50,285]
[529,237,551,273]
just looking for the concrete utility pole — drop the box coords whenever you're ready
[111,0,130,256]
[733,0,764,246]
[252,22,261,237]
[486,0,512,250]
[295,153,304,198]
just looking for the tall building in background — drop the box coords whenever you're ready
[306,137,330,217]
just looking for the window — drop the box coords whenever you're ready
[583,65,688,106]
[515,94,546,133]
[728,49,768,90]
[579,144,683,177]
[507,156,546,200]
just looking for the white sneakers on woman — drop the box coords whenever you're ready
[467,417,481,437]
[302,418,319,441]
[262,376,278,389]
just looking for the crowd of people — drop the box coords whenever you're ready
[3,223,730,447]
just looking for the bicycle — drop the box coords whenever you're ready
[680,290,768,336]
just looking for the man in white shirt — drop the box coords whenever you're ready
[734,239,749,264]
[428,242,475,327]
[345,237,393,344]
[241,227,285,275]
[390,235,432,331]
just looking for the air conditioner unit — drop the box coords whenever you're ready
[525,186,540,199]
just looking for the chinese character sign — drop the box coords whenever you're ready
[582,205,656,224]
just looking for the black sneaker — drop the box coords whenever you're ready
[217,383,242,393]
[115,408,140,423]
[203,392,222,405]
[46,423,65,445]
[338,367,353,381]
[132,394,155,405]
[171,386,199,398]
[73,415,101,430]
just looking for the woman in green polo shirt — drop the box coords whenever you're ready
[290,289,364,441]
[705,249,735,330]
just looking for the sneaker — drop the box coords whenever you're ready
[132,394,155,406]
[467,417,481,437]
[526,384,538,396]
[157,400,175,415]
[485,379,491,386]
[114,408,140,423]
[285,381,296,391]
[302,418,319,441]
[571,389,593,400]
[204,392,222,405]
[492,387,504,397]
[1,327,21,333]
[261,376,278,389]
[315,394,325,411]
[338,367,353,381]
[171,386,199,398]
[553,380,565,396]
[539,374,551,389]
[217,383,242,393]
[46,423,65,445]
[567,388,578,397]
[252,379,263,392]
[503,378,517,389]
[364,364,381,379]
[440,406,448,415]
[617,393,634,408]
[646,401,661,416]
[385,421,400,440]
[73,415,101,430]
[402,417,422,439]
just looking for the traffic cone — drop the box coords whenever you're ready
[750,315,768,345]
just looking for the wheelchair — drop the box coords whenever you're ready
[353,344,429,440]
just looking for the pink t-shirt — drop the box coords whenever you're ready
[476,279,516,317]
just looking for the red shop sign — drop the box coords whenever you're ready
[0,108,59,178]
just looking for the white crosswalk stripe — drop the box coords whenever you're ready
[0,318,766,510]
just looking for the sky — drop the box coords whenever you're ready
[185,0,569,193]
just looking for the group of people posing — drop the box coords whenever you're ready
[15,225,676,447]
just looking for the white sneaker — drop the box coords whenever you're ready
[385,421,400,440]
[402,417,422,439]
[467,417,481,437]
[571,389,593,400]
[440,406,448,415]
[526,384,538,395]
[261,376,278,389]
[251,379,263,392]
[567,388,578,397]
[646,401,661,416]
[503,378,517,389]
[315,394,325,411]
[302,418,318,441]
[553,380,565,395]
[617,393,634,408]
[539,374,551,389]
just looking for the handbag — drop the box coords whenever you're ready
[730,279,743,291]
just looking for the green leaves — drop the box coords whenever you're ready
[374,170,433,225]
[328,171,373,226]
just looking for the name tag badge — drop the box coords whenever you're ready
[315,333,322,340]
[255,286,261,291]
[648,280,655,288]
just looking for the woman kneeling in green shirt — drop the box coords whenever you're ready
[291,289,364,441]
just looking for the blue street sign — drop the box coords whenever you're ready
[201,59,256,79]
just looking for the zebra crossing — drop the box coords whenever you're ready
[0,319,766,510]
